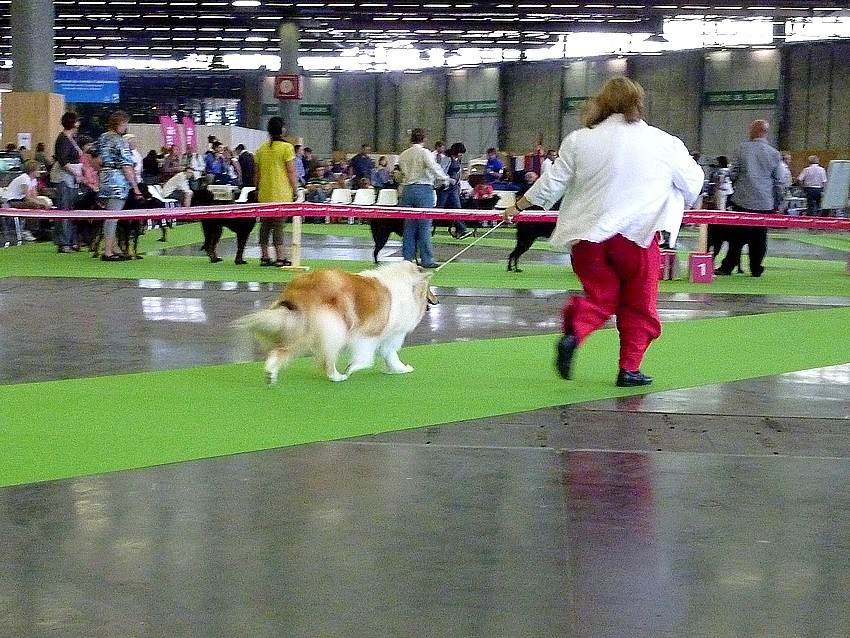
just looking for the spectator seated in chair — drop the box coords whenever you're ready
[469,174,499,210]
[160,167,194,208]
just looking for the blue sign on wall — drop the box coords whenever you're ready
[55,66,120,103]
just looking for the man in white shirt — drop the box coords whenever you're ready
[160,167,193,207]
[398,128,451,268]
[503,77,703,388]
[3,160,50,210]
[797,155,828,217]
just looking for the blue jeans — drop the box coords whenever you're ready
[437,187,467,235]
[56,182,79,247]
[401,184,436,265]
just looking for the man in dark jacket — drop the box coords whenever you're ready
[234,144,256,187]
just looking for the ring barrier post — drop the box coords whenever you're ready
[686,221,714,283]
[279,215,309,271]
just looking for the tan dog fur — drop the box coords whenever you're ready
[235,261,433,383]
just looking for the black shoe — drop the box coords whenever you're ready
[555,333,578,379]
[422,262,440,269]
[100,254,124,262]
[714,268,732,276]
[751,267,763,277]
[616,369,653,387]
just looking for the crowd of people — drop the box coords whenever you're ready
[0,108,531,264]
[693,120,833,278]
[0,104,833,278]
[0,78,841,386]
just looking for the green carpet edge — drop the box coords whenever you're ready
[1,307,849,488]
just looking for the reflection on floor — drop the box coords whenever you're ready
[1,230,848,637]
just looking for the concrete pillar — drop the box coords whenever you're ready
[278,21,301,138]
[10,0,54,92]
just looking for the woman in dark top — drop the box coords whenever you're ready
[443,142,472,239]
[142,150,161,184]
[53,112,82,251]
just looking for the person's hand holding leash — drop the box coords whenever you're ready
[503,195,531,224]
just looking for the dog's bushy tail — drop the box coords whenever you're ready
[232,303,302,351]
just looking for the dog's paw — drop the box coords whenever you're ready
[265,371,278,385]
[387,364,414,375]
[328,371,349,382]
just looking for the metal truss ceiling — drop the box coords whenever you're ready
[0,1,846,61]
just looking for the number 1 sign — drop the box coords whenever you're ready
[689,253,715,283]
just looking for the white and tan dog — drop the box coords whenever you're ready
[235,261,434,384]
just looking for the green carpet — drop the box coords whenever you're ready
[1,237,848,296]
[2,307,849,487]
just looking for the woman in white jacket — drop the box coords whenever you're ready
[503,77,704,387]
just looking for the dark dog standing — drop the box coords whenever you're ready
[196,187,257,265]
[706,224,744,274]
[507,221,556,272]
[369,218,405,264]
[90,186,162,259]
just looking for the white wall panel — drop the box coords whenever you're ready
[445,67,499,158]
[630,51,702,152]
[297,76,334,158]
[560,58,626,139]
[701,50,780,162]
[335,74,377,153]
[502,62,562,155]
[395,72,446,152]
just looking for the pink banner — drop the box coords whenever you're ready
[182,116,197,153]
[159,115,181,151]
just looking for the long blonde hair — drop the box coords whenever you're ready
[582,76,645,128]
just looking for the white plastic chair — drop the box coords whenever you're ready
[375,189,398,206]
[295,187,306,203]
[352,188,377,206]
[235,187,256,203]
[329,188,352,204]
[208,184,235,202]
[493,190,516,209]
[148,185,178,208]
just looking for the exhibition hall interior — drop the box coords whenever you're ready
[0,2,848,636]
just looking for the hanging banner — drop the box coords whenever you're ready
[182,116,197,152]
[159,115,180,150]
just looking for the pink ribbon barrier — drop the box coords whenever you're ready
[1,203,849,231]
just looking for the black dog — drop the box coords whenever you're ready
[507,221,556,272]
[90,188,161,259]
[196,187,257,265]
[118,184,168,259]
[369,218,405,263]
[706,224,744,274]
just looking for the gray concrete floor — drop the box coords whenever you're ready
[1,232,849,638]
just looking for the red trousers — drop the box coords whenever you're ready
[563,234,662,371]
